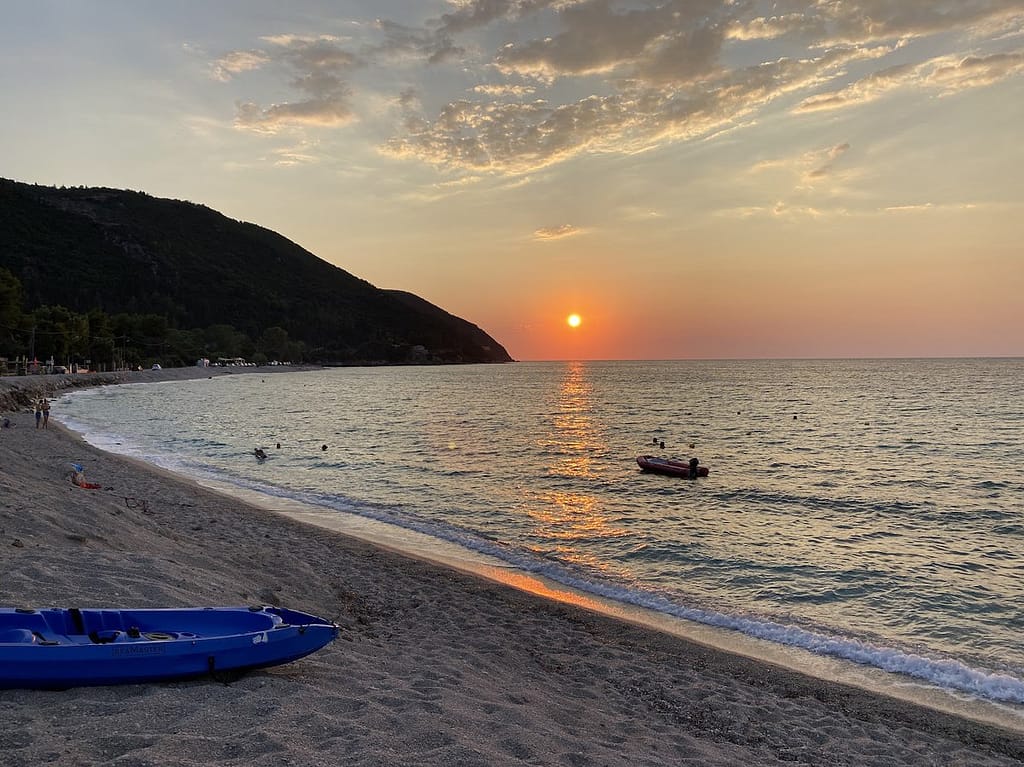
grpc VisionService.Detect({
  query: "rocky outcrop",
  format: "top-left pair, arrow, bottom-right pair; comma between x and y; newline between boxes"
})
0,373 -> 126,413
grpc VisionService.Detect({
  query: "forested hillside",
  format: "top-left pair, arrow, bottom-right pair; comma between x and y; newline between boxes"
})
0,179 -> 511,368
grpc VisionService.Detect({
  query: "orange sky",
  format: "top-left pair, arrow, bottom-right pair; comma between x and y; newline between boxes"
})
1,2 -> 1022,359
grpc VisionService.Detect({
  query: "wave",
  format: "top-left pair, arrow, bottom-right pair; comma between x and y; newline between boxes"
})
127,458 -> 1024,708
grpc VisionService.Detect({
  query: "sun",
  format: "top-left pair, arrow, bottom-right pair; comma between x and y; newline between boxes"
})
566,313 -> 582,328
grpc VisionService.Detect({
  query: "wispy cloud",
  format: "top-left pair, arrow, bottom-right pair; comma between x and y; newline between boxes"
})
927,50 -> 1024,93
471,84 -> 536,97
883,201 -> 981,213
807,142 -> 851,179
533,224 -> 582,240
794,50 -> 1024,112
215,35 -> 360,133
210,50 -> 269,82
793,63 -> 917,113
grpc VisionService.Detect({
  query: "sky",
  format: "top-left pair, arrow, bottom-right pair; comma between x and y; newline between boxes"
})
1,1 -> 1022,360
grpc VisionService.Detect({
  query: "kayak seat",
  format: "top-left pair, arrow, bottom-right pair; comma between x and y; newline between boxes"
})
76,609 -> 127,639
88,630 -> 122,644
0,628 -> 37,644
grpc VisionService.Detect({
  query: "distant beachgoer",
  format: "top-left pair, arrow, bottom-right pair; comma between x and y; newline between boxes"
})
41,398 -> 50,428
35,401 -> 42,429
659,441 -> 665,450
69,463 -> 101,489
2,416 -> 10,428
321,444 -> 327,451
254,448 -> 267,461
688,457 -> 700,479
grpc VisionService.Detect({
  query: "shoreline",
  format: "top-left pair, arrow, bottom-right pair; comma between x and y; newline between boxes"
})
2,370 -> 1023,765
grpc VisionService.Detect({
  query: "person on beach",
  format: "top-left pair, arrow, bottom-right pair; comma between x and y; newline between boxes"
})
69,463 -> 102,489
254,447 -> 267,461
41,398 -> 50,428
34,400 -> 42,429
688,457 -> 700,479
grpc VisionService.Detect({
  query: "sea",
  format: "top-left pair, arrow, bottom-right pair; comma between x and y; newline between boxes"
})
55,359 -> 1024,725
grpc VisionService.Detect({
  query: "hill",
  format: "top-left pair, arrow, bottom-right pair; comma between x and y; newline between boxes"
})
0,178 -> 512,366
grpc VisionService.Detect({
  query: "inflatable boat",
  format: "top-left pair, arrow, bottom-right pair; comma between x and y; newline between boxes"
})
0,605 -> 337,689
636,455 -> 709,478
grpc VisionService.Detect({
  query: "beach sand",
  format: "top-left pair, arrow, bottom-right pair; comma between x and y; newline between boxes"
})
1,372 -> 1022,766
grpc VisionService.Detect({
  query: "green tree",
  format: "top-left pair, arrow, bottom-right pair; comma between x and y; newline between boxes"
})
86,309 -> 115,370
258,326 -> 290,360
204,323 -> 249,360
0,267 -> 23,357
31,304 -> 79,363
166,327 -> 206,365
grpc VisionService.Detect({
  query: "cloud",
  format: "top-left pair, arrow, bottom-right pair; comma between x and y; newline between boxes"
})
220,35 -> 359,133
533,224 -> 582,240
885,202 -> 935,213
726,13 -> 823,42
811,0 -> 1024,45
472,84 -> 536,97
794,49 -> 1024,112
385,46 -> 878,173
210,50 -> 269,82
494,0 -> 726,83
883,202 -> 981,213
794,62 -> 916,112
236,97 -> 354,133
435,0 -> 563,36
772,200 -> 823,218
216,1 -> 1024,172
927,50 -> 1024,93
271,141 -> 320,167
806,142 -> 851,178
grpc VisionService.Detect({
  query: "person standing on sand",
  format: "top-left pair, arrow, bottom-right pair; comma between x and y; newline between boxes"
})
34,400 -> 42,429
41,398 -> 50,428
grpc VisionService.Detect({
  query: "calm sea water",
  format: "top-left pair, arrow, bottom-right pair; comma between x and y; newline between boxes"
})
56,360 -> 1024,709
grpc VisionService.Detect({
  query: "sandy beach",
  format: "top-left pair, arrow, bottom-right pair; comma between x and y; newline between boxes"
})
1,371 -> 1022,766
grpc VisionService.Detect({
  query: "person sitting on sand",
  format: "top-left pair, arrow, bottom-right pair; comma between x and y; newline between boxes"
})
68,463 -> 101,489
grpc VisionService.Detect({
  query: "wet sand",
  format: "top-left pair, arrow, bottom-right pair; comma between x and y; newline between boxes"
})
1,370 -> 1022,766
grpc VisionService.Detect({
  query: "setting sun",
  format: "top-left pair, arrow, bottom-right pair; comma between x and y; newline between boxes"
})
567,314 -> 582,328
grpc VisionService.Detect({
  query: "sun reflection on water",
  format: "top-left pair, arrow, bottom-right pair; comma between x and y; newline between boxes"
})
543,361 -> 605,479
525,363 -> 627,570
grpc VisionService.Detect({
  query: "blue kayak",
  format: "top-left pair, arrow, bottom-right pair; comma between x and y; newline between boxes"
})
0,605 -> 338,689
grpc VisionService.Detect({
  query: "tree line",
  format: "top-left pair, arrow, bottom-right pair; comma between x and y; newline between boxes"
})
0,267 -> 305,371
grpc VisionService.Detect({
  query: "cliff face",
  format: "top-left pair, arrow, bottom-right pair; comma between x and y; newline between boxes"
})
0,179 -> 513,365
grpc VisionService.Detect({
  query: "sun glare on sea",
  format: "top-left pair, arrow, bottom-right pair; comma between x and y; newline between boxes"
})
567,314 -> 582,328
